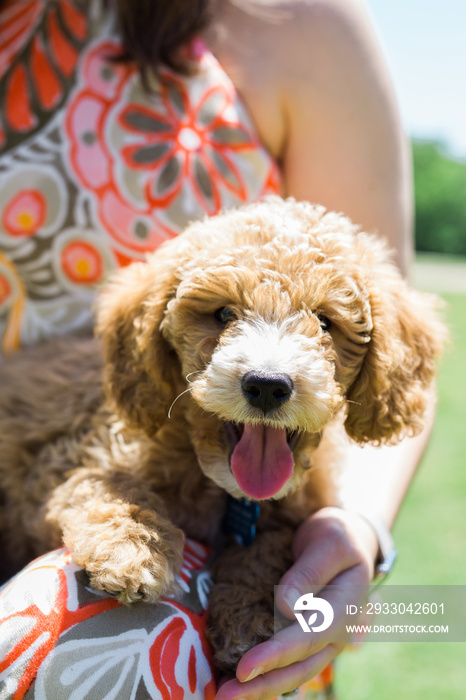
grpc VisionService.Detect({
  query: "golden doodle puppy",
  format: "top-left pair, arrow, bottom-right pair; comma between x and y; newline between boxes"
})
0,197 -> 445,671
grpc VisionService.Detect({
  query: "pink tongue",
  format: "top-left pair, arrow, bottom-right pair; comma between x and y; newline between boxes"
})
230,424 -> 294,500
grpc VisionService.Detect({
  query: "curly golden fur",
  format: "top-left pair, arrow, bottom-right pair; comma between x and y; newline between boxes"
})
0,197 -> 446,671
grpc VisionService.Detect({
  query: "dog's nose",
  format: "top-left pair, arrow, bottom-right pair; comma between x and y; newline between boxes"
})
241,371 -> 294,413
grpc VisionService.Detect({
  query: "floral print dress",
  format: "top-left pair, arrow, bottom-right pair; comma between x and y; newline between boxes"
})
0,0 -> 280,354
0,2 -> 335,698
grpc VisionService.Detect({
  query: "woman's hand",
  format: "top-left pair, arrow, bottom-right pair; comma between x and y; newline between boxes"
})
215,507 -> 379,700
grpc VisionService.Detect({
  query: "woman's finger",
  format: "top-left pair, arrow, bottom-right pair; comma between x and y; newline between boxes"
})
235,563 -> 369,681
277,508 -> 378,617
215,643 -> 341,700
215,509 -> 379,700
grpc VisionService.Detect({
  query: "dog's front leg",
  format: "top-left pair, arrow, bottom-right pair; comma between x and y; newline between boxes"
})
207,527 -> 295,674
45,469 -> 185,603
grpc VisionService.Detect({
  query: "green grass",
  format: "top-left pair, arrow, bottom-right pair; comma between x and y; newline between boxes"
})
415,252 -> 466,266
336,293 -> 466,699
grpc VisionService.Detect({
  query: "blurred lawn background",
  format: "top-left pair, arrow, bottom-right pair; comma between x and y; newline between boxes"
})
336,260 -> 466,699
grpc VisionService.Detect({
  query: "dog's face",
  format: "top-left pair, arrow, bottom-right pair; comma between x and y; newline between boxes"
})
158,226 -> 372,500
97,197 -> 444,501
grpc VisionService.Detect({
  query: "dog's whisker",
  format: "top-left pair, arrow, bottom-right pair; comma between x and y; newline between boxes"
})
346,399 -> 362,406
185,370 -> 203,384
168,388 -> 192,419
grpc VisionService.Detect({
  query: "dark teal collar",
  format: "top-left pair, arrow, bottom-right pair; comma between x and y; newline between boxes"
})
223,495 -> 260,546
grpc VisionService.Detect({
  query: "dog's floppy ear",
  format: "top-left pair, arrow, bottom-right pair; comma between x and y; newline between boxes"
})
95,241 -> 184,437
345,258 -> 446,445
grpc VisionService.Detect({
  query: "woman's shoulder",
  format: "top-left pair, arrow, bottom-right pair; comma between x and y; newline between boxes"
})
208,0 -> 411,266
209,0 -> 374,71
206,0 -> 381,157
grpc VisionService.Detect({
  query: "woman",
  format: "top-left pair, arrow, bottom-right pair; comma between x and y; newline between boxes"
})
0,1 -> 431,698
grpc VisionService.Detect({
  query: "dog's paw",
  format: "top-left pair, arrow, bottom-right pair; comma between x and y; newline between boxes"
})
206,583 -> 275,673
84,539 -> 183,604
63,503 -> 185,604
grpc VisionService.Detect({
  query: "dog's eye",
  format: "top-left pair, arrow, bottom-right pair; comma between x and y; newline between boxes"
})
214,307 -> 237,325
317,314 -> 331,331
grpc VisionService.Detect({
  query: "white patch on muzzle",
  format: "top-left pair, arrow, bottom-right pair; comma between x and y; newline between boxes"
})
191,318 -> 342,432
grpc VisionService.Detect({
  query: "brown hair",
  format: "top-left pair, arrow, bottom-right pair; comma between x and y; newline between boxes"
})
115,0 -> 212,76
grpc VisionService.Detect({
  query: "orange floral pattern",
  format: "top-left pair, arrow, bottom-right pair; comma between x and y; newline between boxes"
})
64,38 -> 281,256
0,544 -> 217,699
0,0 -> 90,145
2,189 -> 46,236
0,1 -> 281,354
0,545 -> 334,700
